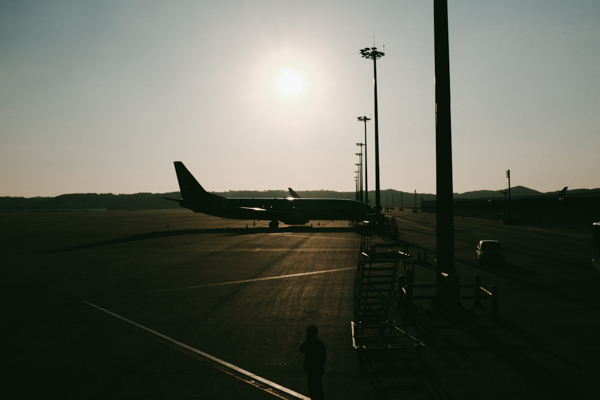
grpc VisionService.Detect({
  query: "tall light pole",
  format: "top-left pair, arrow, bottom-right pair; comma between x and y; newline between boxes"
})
360,47 -> 384,220
434,0 -> 458,309
357,117 -> 370,204
506,169 -> 512,223
356,144 -> 364,201
355,162 -> 362,201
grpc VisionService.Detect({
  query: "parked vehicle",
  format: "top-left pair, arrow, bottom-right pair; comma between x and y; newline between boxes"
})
475,240 -> 505,265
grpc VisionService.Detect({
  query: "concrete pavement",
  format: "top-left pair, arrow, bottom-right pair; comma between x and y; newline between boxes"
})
2,209 -> 600,399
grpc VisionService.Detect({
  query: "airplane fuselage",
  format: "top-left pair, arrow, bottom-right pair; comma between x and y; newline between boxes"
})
180,197 -> 373,225
171,161 -> 375,227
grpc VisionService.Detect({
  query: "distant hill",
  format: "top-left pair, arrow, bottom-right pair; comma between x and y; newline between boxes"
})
0,192 -> 181,211
454,186 -> 542,199
454,186 -> 600,200
1,186 -> 598,211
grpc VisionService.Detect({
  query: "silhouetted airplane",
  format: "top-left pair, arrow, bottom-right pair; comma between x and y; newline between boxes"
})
168,162 -> 374,228
558,186 -> 568,199
288,188 -> 301,198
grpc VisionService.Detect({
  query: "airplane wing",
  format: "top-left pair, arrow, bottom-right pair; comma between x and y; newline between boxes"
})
235,206 -> 305,224
236,206 -> 291,218
237,206 -> 290,215
239,206 -> 271,212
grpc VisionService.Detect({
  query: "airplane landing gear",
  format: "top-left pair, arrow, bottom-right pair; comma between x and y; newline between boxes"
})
269,220 -> 279,229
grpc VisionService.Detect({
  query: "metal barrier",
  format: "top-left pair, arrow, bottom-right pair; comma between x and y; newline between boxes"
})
473,275 -> 499,320
398,271 -> 499,320
358,215 -> 400,239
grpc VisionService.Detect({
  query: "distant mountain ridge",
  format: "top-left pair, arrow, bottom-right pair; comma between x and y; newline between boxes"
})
1,187 -> 599,211
454,186 -> 541,199
455,186 -> 600,199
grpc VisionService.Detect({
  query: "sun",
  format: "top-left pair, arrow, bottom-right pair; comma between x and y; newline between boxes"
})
277,69 -> 305,97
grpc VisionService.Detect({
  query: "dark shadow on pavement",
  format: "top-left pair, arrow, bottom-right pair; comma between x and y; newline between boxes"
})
356,343 -> 446,399
45,226 -> 359,253
410,304 -> 583,399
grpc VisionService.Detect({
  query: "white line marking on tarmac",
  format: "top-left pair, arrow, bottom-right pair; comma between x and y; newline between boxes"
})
134,267 -> 355,295
83,301 -> 309,400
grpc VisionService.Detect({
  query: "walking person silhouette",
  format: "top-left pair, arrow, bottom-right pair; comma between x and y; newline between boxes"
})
300,325 -> 326,399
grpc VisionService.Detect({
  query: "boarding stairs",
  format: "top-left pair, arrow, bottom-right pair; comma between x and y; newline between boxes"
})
351,233 -> 424,358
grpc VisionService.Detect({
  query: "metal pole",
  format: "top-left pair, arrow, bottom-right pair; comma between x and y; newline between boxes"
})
355,162 -> 362,202
507,169 -> 512,222
357,117 -> 371,205
434,0 -> 457,305
360,47 -> 383,216
360,156 -> 363,202
373,55 -> 381,219
364,120 -> 368,204
356,145 -> 364,202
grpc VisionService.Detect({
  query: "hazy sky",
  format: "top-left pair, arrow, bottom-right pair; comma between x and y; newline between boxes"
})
2,0 -> 599,197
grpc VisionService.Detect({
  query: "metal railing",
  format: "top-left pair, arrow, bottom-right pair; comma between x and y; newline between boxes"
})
398,270 -> 499,320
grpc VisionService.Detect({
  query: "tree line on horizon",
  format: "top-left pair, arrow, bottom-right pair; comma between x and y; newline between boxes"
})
1,187 -> 598,211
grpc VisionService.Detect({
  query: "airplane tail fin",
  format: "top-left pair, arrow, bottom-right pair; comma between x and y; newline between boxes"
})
559,187 -> 568,198
288,187 -> 301,198
173,161 -> 210,200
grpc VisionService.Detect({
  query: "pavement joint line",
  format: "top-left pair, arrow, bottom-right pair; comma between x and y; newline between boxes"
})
82,300 -> 310,400
127,267 -> 356,295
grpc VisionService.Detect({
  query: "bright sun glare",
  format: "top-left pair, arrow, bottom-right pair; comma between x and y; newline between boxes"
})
277,70 -> 305,97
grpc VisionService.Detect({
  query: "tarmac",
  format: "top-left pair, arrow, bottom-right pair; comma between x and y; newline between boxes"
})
2,209 -> 600,399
